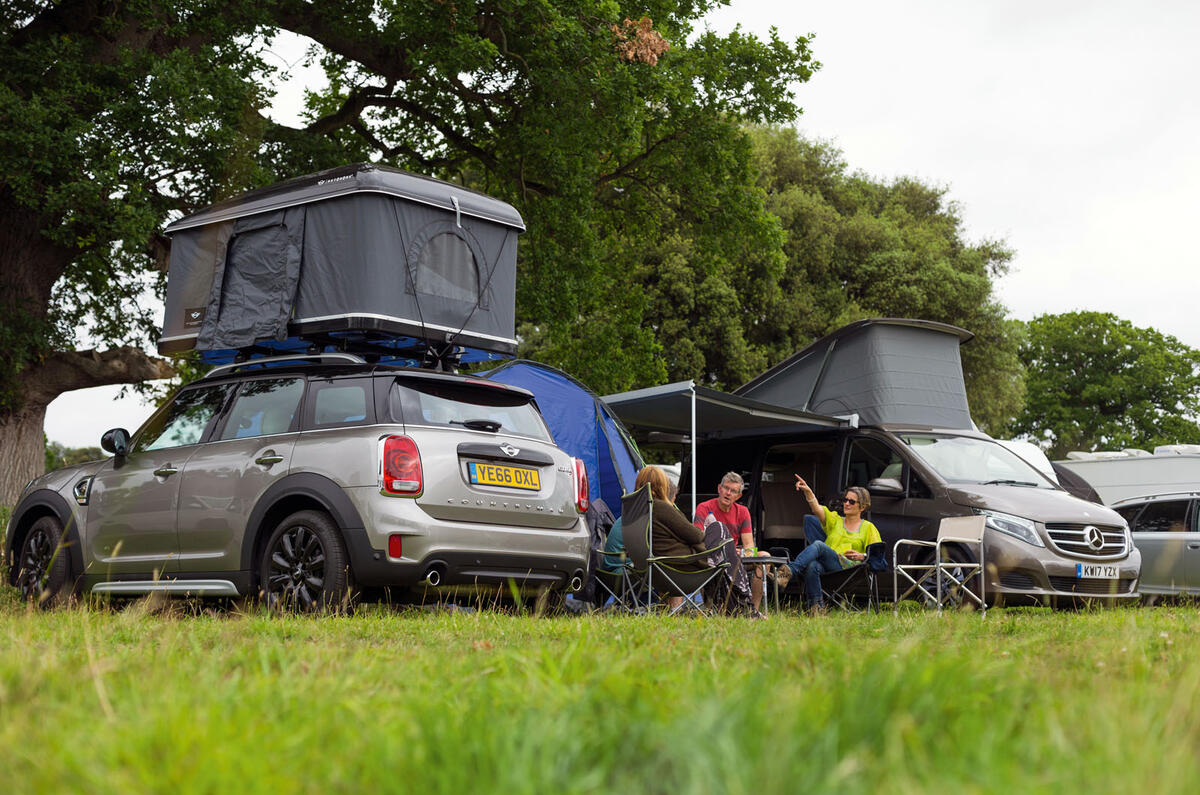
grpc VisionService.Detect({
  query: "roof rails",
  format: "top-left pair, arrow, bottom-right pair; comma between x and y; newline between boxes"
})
201,352 -> 367,380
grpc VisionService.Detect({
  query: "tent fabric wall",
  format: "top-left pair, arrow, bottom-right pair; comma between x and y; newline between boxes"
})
481,361 -> 644,517
160,163 -> 522,359
736,319 -> 975,429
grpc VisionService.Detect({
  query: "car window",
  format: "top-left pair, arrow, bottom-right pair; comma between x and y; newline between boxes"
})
1130,500 -> 1191,533
1115,504 -> 1143,527
389,379 -> 551,441
306,378 -> 375,429
218,378 -> 305,440
135,385 -> 230,452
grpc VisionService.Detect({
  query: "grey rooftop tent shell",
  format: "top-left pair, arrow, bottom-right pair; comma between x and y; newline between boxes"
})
158,163 -> 523,361
735,318 -> 976,430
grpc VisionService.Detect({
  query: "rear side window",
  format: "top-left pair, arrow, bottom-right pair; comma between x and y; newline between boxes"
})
305,378 -> 375,429
219,378 -> 304,440
1130,500 -> 1191,533
389,380 -> 551,441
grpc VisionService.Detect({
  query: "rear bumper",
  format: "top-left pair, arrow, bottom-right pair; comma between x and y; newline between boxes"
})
342,487 -> 590,590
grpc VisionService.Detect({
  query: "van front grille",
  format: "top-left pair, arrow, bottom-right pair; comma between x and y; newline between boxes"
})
1047,576 -> 1135,595
1044,523 -> 1127,558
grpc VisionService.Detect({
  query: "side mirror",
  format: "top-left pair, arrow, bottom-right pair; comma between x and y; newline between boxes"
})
867,477 -> 904,497
101,428 -> 131,457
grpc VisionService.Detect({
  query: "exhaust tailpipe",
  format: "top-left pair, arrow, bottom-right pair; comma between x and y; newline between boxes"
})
422,566 -> 443,587
568,572 -> 584,592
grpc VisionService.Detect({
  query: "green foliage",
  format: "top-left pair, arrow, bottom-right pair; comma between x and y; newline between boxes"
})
1,606 -> 1198,792
737,127 -> 1025,429
1011,311 -> 1200,457
44,438 -> 104,472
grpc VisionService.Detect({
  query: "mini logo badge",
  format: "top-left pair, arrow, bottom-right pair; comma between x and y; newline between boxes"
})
1084,525 -> 1105,550
183,306 -> 206,328
500,443 -> 520,457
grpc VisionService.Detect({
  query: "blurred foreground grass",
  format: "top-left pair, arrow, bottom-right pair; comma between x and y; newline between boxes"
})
1,598 -> 1197,794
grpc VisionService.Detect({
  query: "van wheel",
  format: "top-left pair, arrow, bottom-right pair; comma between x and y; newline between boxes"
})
936,545 -> 982,610
15,516 -> 71,608
259,510 -> 353,612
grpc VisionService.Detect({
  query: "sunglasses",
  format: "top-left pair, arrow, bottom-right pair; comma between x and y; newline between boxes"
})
842,497 -> 859,506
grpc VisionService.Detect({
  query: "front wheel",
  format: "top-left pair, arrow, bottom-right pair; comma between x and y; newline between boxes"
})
259,510 -> 353,612
15,516 -> 71,608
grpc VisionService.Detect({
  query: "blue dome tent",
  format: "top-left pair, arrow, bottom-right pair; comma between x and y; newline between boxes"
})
480,361 -> 643,517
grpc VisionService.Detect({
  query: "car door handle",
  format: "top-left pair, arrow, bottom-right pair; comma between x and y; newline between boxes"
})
1187,542 -> 1200,550
153,466 -> 178,478
255,452 -> 284,466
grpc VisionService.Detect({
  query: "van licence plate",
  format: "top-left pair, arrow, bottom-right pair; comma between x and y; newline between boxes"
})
468,462 -> 541,491
1076,563 -> 1118,578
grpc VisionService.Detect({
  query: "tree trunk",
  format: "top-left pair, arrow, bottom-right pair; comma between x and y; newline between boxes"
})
0,405 -> 47,507
0,348 -> 174,506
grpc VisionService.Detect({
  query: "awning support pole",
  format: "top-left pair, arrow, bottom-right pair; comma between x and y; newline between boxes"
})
690,380 -> 697,520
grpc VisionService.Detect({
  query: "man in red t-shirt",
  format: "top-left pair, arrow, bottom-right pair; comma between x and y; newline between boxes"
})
693,471 -> 769,611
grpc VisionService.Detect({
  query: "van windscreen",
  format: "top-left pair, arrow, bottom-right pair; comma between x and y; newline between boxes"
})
900,434 -> 1056,487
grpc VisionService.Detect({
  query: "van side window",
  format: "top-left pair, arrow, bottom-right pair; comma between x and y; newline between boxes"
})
1130,500 -> 1190,533
846,437 -> 904,491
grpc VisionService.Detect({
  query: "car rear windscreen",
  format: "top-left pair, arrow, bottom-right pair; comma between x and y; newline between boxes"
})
388,379 -> 552,442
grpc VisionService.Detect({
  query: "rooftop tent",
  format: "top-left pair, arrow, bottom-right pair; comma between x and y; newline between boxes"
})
735,318 -> 976,429
158,163 -> 523,365
480,361 -> 644,518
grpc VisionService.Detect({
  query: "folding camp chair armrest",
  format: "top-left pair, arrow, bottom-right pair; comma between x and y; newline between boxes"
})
936,536 -> 984,547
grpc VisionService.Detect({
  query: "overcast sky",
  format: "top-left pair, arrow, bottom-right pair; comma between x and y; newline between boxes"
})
44,1 -> 1200,446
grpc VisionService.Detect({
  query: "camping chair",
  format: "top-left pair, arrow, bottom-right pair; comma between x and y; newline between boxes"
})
893,516 -> 987,616
620,485 -> 732,616
619,486 -> 654,610
820,542 -> 890,612
594,559 -> 642,613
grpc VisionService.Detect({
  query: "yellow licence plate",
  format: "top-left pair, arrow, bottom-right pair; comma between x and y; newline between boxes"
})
468,462 -> 541,491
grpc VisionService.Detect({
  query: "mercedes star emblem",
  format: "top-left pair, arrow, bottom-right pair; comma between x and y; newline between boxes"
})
1084,525 -> 1105,551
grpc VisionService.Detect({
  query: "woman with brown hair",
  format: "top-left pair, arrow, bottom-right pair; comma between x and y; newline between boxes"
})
634,465 -> 755,614
777,477 -> 882,613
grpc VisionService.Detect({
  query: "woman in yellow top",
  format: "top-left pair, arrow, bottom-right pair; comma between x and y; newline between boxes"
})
778,476 -> 882,612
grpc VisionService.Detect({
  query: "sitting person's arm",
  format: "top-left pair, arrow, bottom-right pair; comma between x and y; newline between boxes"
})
794,475 -> 826,523
659,500 -> 707,552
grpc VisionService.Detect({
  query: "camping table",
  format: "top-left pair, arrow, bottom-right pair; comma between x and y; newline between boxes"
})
739,555 -> 788,615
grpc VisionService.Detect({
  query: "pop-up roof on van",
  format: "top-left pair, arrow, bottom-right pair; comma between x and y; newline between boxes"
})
735,318 -> 975,429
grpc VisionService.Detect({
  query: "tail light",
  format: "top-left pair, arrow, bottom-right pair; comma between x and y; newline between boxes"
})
572,457 -> 589,513
381,435 -> 422,495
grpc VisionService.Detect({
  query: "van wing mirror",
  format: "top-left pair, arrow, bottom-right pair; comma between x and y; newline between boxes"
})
101,428 -> 131,457
867,477 -> 903,497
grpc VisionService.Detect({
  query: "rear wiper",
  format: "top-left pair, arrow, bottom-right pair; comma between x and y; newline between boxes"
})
982,479 -> 1039,487
453,418 -> 502,432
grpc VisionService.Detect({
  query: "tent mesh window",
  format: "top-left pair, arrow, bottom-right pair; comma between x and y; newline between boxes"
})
413,230 -> 479,304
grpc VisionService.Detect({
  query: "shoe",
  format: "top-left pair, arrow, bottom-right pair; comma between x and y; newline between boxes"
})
808,604 -> 828,616
773,564 -> 792,590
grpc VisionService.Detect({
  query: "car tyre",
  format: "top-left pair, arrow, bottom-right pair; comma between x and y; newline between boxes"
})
935,544 -> 982,610
259,510 -> 353,612
15,516 -> 71,608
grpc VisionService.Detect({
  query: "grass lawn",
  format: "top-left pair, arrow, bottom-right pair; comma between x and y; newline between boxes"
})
1,594 -> 1197,794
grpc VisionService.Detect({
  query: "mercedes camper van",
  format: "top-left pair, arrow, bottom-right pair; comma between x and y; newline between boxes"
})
610,319 -> 1141,606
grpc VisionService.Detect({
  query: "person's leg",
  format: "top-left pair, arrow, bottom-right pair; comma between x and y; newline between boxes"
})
750,562 -> 763,610
804,514 -> 825,545
801,542 -> 843,608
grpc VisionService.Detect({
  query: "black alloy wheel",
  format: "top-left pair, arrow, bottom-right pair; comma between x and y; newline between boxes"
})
260,510 -> 352,611
15,516 -> 70,607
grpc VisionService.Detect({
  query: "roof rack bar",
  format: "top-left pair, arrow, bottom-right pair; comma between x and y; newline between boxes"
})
202,352 -> 367,380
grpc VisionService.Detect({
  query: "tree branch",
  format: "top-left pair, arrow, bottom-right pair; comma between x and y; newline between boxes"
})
24,347 -> 175,408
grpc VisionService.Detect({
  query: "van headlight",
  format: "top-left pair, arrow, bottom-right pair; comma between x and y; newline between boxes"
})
976,509 -> 1044,547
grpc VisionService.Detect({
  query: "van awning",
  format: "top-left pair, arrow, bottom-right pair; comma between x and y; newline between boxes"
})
601,381 -> 849,517
602,381 -> 848,439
